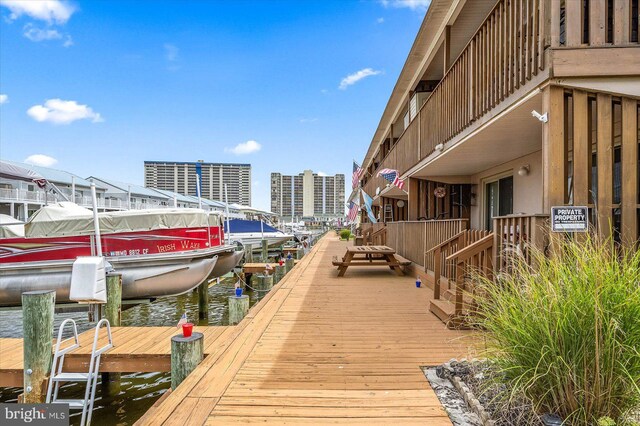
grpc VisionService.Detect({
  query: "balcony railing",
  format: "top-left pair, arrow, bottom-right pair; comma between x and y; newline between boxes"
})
365,0 -> 549,181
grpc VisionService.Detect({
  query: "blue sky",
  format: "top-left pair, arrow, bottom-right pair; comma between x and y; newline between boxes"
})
0,0 -> 428,210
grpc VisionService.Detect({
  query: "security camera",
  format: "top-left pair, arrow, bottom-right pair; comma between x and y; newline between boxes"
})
531,110 -> 548,123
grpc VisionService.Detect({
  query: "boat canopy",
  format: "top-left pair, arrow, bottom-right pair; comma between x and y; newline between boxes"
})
224,218 -> 281,234
24,202 -> 221,238
0,214 -> 25,238
0,161 -> 49,188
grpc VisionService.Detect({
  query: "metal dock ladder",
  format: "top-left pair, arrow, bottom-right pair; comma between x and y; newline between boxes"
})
46,318 -> 113,426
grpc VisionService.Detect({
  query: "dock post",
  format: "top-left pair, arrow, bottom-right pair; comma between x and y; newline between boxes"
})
285,258 -> 295,274
296,247 -> 304,260
102,273 -> 122,395
273,264 -> 285,284
197,281 -> 208,320
256,273 -> 273,293
171,332 -> 204,390
22,290 -> 55,403
228,295 -> 249,325
261,239 -> 268,262
245,244 -> 253,263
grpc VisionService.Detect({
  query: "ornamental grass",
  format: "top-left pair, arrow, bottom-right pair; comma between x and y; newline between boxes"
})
473,234 -> 640,425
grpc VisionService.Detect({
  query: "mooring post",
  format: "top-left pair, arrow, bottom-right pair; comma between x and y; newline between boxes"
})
228,295 -> 249,325
285,257 -> 295,274
296,247 -> 304,260
171,332 -> 204,390
256,273 -> 273,293
197,281 -> 208,320
102,272 -> 122,395
245,244 -> 253,263
22,290 -> 55,403
273,264 -> 285,284
261,239 -> 268,262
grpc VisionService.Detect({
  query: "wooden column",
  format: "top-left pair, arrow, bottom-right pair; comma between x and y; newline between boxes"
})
22,290 -> 55,403
285,258 -> 295,274
171,332 -> 203,390
197,281 -> 208,320
102,273 -> 122,395
244,244 -> 253,263
261,239 -> 268,262
573,91 -> 589,206
443,25 -> 452,73
543,86 -> 566,211
228,295 -> 249,325
296,247 -> 304,260
408,178 -> 419,221
596,93 -> 613,238
273,264 -> 285,284
621,98 -> 638,246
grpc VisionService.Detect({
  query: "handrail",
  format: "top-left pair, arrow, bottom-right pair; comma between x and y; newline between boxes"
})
451,233 -> 494,319
446,234 -> 494,263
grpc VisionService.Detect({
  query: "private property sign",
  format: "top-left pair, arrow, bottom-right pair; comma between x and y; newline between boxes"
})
551,206 -> 589,232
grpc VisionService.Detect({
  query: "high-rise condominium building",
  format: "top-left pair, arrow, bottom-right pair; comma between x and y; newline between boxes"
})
144,161 -> 251,205
271,170 -> 345,221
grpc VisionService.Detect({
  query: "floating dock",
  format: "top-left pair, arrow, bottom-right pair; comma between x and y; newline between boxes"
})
137,234 -> 475,425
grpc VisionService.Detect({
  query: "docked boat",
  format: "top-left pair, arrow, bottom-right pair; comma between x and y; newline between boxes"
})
0,203 -> 243,306
224,218 -> 293,249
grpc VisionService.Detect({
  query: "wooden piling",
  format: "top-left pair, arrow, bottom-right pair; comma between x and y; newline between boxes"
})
255,273 -> 273,293
285,258 -> 295,273
171,332 -> 204,390
261,239 -> 268,262
273,265 -> 285,284
228,295 -> 249,325
244,244 -> 253,263
198,281 -> 208,320
102,273 -> 123,395
296,248 -> 304,260
22,290 -> 55,403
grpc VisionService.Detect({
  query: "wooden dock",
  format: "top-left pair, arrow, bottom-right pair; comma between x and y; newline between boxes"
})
137,234 -> 476,425
0,326 -> 234,388
242,261 -> 298,274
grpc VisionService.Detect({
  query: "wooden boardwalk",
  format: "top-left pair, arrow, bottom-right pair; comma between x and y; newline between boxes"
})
138,234 -> 476,425
0,326 -> 233,388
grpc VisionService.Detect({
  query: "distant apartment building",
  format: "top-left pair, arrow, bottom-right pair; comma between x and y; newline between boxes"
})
271,170 -> 345,221
144,161 -> 251,205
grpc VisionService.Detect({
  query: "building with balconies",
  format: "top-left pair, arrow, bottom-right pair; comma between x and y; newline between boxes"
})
356,0 -> 640,324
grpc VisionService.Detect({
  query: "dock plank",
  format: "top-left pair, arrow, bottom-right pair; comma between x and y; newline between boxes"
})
136,234 -> 477,425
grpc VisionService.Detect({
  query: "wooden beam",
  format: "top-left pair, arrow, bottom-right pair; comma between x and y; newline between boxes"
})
596,93 -> 613,238
621,98 -> 638,246
444,25 -> 451,78
408,178 -> 419,221
544,86 -> 566,210
552,46 -> 640,77
573,90 -> 589,205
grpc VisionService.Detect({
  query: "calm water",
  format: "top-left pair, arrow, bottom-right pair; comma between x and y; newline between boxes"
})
0,277 -> 262,425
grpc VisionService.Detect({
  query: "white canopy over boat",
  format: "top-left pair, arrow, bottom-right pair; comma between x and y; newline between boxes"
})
24,202 -> 222,238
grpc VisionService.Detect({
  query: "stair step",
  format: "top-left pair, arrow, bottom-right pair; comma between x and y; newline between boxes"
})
51,372 -> 92,382
52,399 -> 86,409
429,299 -> 455,324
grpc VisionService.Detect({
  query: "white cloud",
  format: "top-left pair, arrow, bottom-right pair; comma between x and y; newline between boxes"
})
23,23 -> 62,41
377,17 -> 385,24
299,117 -> 318,123
0,0 -> 75,24
339,68 -> 382,90
63,35 -> 72,47
380,0 -> 431,12
0,94 -> 7,104
317,171 -> 328,177
24,154 -> 58,167
224,140 -> 261,155
27,99 -> 104,125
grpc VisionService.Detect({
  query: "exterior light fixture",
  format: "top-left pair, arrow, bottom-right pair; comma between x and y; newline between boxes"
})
531,110 -> 548,122
518,165 -> 530,176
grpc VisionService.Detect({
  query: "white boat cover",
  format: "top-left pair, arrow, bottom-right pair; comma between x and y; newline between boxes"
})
0,214 -> 25,238
24,202 -> 222,237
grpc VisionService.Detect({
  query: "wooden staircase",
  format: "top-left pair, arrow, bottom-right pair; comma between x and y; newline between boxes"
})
428,230 -> 494,329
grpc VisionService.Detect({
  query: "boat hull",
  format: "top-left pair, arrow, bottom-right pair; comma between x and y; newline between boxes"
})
0,248 -> 223,306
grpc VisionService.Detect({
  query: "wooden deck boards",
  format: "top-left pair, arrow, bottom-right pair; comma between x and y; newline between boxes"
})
0,326 -> 233,387
138,234 -> 476,425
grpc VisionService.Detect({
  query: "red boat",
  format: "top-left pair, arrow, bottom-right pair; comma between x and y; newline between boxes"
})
0,162 -> 243,306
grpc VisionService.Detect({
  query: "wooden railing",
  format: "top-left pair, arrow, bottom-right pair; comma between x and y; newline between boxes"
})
431,229 -> 492,300
493,214 -> 549,273
449,233 -> 495,320
361,223 -> 387,245
385,220 -> 468,266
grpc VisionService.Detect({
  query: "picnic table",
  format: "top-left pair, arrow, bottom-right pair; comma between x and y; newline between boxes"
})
332,245 -> 411,277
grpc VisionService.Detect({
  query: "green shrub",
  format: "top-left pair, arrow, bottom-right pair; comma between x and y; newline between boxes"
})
474,234 -> 640,425
339,229 -> 351,240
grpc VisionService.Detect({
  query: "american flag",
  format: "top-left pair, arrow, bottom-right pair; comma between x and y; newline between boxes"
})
352,161 -> 363,189
347,201 -> 359,222
377,168 -> 405,190
176,312 -> 188,329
